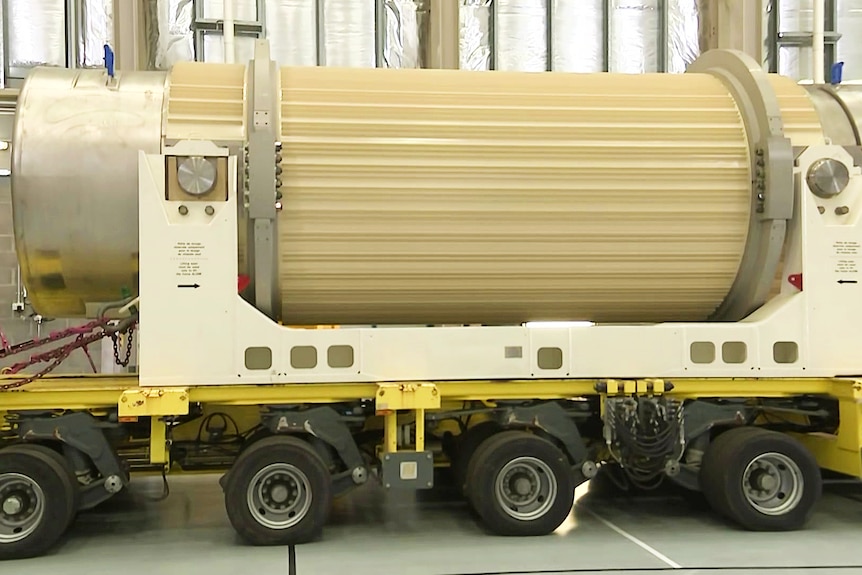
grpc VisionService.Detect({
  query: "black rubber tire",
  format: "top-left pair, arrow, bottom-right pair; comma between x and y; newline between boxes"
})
3,444 -> 80,530
224,435 -> 332,546
466,430 -> 574,536
700,427 -> 821,531
454,421 -> 501,495
700,426 -> 764,520
0,445 -> 78,560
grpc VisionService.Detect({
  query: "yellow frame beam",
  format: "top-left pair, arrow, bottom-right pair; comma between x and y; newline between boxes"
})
4,375 -> 862,479
3,376 -> 860,412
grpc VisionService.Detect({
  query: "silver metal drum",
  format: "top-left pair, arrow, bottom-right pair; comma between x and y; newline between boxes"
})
12,67 -> 167,316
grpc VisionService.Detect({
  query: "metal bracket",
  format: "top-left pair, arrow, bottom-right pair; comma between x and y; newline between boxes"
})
596,379 -> 673,396
262,406 -> 368,494
245,39 -> 281,320
494,402 -> 593,484
689,50 -> 794,321
16,412 -> 128,510
119,388 -> 189,418
375,383 -> 441,412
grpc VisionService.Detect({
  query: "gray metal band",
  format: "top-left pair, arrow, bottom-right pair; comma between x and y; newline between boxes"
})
688,49 -> 794,321
245,40 -> 282,320
820,85 -> 862,146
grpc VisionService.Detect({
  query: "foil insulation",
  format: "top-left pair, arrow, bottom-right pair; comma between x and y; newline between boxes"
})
266,0 -> 318,66
668,0 -> 700,73
7,0 -> 65,69
80,0 -> 114,68
383,0 -> 422,68
610,0 -> 660,73
552,0 -> 604,72
322,0 -> 376,67
496,0 -> 547,71
201,0 -> 258,20
153,0 -> 195,69
460,0 -> 492,70
778,0 -> 813,81
203,33 -> 257,63
838,0 -> 862,81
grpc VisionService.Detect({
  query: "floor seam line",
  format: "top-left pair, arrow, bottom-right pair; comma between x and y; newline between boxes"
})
577,503 -> 683,570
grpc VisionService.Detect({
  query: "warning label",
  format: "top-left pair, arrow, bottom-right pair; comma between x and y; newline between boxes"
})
834,241 -> 860,256
836,259 -> 858,274
174,241 -> 205,278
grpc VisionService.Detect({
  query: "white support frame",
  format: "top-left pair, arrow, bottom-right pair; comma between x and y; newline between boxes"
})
137,139 -> 862,388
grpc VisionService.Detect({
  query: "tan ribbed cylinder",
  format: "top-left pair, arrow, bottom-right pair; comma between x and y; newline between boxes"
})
277,67 -> 753,324
11,61 -> 825,322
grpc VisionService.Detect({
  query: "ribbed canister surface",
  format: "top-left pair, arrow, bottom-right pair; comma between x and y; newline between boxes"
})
277,67 -> 752,324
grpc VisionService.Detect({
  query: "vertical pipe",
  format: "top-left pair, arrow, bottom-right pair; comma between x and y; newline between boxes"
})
316,0 -> 326,66
658,0 -> 668,72
813,0 -> 825,82
66,0 -> 79,68
415,409 -> 426,451
224,0 -> 236,63
602,0 -> 610,72
427,0 -> 459,69
546,0 -> 554,71
385,412 -> 398,453
0,0 -> 5,87
374,0 -> 385,67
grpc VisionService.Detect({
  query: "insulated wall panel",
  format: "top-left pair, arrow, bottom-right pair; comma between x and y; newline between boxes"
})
266,0 -> 318,66
460,0 -> 492,70
496,0 -> 547,71
552,0 -> 604,72
201,0 -> 258,20
778,0 -> 814,81
838,0 -> 862,81
610,0 -> 660,73
153,0 -> 195,69
322,0 -> 376,67
383,0 -> 423,68
668,0 -> 700,73
7,0 -> 65,70
80,0 -> 114,67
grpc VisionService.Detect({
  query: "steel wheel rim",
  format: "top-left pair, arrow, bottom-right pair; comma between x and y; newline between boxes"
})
247,463 -> 312,530
0,473 -> 45,544
494,456 -> 557,521
742,452 -> 804,516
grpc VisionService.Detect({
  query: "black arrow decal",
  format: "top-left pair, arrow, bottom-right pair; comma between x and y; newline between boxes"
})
837,279 -> 858,284
178,283 -> 201,289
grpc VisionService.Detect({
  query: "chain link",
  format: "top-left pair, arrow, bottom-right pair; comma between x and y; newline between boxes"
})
112,324 -> 135,367
0,318 -> 137,391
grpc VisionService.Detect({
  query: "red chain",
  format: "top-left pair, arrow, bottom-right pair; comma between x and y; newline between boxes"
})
0,318 -> 136,391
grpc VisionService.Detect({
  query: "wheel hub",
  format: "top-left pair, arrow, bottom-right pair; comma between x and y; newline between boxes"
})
2,495 -> 23,516
741,452 -> 803,516
0,473 -> 45,544
495,456 -> 558,521
247,463 -> 312,530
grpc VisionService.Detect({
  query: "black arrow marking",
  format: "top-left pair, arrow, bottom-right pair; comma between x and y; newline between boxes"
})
837,279 -> 858,284
178,283 -> 201,289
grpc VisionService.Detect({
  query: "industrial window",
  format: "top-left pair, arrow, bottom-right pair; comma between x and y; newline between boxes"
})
537,346 -> 563,370
722,341 -> 748,364
244,346 -> 273,370
290,345 -> 318,369
690,341 -> 715,364
327,345 -> 355,368
773,341 -> 799,364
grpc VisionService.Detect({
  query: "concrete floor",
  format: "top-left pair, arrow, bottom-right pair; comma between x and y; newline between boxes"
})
7,472 -> 862,575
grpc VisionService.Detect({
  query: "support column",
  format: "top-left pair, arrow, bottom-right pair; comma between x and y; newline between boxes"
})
427,0 -> 460,69
113,0 -> 146,70
705,0 -> 764,65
